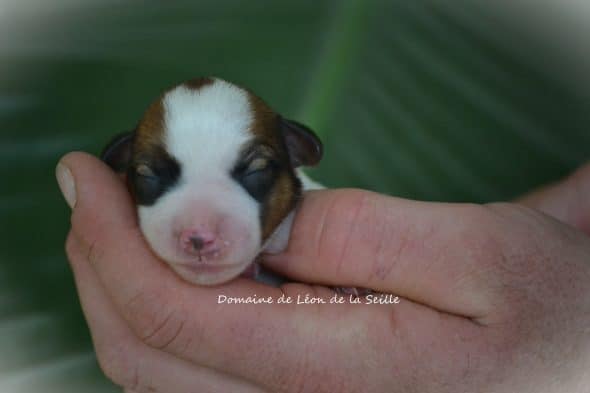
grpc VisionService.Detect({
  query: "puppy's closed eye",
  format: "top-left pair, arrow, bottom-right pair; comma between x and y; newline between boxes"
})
247,157 -> 269,172
234,157 -> 277,202
136,163 -> 156,178
132,165 -> 162,205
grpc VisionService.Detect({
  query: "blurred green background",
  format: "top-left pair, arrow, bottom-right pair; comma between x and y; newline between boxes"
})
1,1 -> 589,391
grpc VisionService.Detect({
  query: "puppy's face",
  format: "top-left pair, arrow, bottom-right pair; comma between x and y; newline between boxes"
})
102,77 -> 322,285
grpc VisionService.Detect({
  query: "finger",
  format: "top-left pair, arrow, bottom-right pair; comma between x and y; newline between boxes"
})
58,152 -> 366,390
262,188 -> 517,318
516,161 -> 590,236
65,232 -> 265,393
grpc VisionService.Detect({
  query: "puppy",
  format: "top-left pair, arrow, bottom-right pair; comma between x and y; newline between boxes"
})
101,77 -> 323,286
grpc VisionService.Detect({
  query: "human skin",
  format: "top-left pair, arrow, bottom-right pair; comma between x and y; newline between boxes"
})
57,152 -> 590,393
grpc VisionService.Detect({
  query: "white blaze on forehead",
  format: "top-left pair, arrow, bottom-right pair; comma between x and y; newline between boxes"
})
163,78 -> 254,177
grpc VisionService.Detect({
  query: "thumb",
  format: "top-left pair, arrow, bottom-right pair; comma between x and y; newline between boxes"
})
517,161 -> 590,236
56,151 -> 139,254
263,189 -> 503,318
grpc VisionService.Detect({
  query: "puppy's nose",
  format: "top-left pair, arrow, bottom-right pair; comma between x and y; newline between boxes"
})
190,236 -> 205,250
180,229 -> 217,255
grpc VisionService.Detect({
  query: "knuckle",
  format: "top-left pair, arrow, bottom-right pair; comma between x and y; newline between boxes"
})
317,191 -> 368,258
64,231 -> 106,269
368,216 -> 411,283
69,209 -> 119,266
86,238 -> 106,266
125,290 -> 189,352
69,217 -> 107,267
456,203 -> 506,262
481,203 -> 559,293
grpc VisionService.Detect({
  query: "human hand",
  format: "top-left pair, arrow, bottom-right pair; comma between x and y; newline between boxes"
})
57,152 -> 590,393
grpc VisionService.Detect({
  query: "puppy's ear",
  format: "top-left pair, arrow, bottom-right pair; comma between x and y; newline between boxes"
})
101,131 -> 134,173
280,118 -> 323,168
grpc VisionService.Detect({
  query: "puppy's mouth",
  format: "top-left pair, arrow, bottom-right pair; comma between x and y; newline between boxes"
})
186,247 -> 222,262
176,261 -> 242,272
170,260 -> 248,286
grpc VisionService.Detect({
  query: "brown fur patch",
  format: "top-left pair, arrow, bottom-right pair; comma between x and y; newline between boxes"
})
183,77 -> 214,91
247,93 -> 279,141
134,97 -> 165,162
261,170 -> 301,240
134,77 -> 215,162
245,91 -> 302,241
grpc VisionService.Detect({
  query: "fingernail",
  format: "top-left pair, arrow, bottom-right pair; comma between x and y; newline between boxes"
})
56,162 -> 77,208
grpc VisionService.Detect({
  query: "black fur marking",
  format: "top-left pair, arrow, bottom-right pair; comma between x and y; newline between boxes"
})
231,144 -> 280,203
101,131 -> 134,173
280,118 -> 323,168
129,148 -> 181,206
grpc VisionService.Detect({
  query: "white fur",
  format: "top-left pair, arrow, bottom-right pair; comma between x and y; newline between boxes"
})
164,79 -> 253,177
297,169 -> 324,191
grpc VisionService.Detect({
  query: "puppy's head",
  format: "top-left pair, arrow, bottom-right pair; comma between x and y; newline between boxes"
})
101,77 -> 322,285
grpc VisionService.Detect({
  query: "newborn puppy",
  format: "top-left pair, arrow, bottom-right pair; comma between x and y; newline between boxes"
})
101,77 -> 323,286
